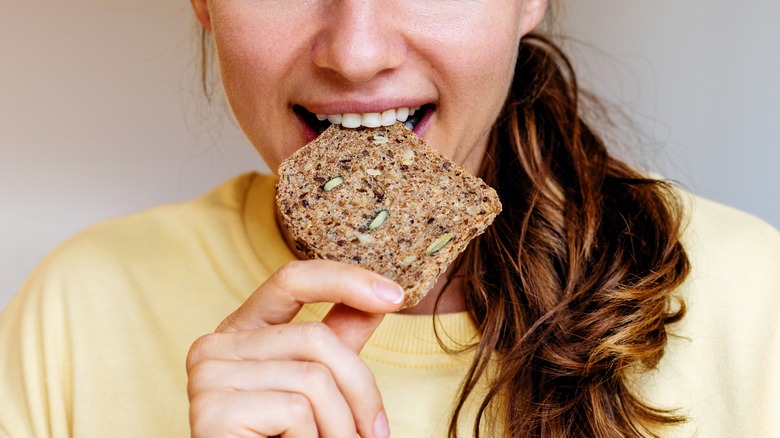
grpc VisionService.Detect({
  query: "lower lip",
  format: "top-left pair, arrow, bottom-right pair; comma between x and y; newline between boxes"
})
296,113 -> 320,143
411,107 -> 434,137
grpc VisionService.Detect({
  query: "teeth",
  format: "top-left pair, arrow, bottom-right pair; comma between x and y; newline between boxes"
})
381,109 -> 396,126
361,113 -> 382,128
314,106 -> 421,129
341,113 -> 361,129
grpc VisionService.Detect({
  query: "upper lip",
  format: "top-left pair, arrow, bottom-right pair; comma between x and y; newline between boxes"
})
296,98 -> 432,115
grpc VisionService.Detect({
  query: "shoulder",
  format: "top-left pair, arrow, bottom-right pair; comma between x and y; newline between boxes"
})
674,190 -> 780,353
12,172 -> 272,310
680,191 -> 780,287
683,190 -> 780,252
647,190 -> 780,436
4,172 -> 276,338
83,172 -> 259,244
676,189 -> 780,329
43,173 -> 261,267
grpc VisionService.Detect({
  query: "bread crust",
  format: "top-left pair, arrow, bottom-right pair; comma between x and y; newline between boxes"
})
276,123 -> 501,308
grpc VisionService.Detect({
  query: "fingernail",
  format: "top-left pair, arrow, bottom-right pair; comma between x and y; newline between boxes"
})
373,280 -> 404,305
374,410 -> 390,438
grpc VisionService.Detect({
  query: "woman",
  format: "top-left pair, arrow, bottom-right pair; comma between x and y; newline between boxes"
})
2,0 -> 779,436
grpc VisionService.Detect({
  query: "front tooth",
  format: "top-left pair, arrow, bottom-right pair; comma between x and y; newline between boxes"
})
381,109 -> 396,126
316,114 -> 328,121
409,107 -> 416,116
395,107 -> 409,122
341,113 -> 361,128
361,113 -> 382,128
327,114 -> 342,124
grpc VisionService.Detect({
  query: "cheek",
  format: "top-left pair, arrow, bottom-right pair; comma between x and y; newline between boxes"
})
210,6 -> 311,110
209,7 -> 315,169
466,22 -> 519,92
212,22 -> 276,104
425,12 -> 521,167
441,20 -> 520,114
457,41 -> 517,112
424,6 -> 521,105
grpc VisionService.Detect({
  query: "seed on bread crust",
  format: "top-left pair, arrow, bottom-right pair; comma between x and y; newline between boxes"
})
368,210 -> 389,230
425,233 -> 455,255
322,176 -> 345,191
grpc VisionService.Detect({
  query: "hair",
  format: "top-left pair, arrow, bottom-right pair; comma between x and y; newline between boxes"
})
198,28 -> 216,102
439,32 -> 690,437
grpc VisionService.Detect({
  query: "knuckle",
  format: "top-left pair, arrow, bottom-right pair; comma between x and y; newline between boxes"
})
301,361 -> 333,391
186,359 -> 219,396
284,393 -> 313,424
274,260 -> 305,286
214,316 -> 241,333
299,321 -> 336,349
186,333 -> 218,371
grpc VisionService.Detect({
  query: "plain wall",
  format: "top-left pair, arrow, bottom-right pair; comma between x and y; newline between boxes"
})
563,2 -> 780,222
2,1 -> 779,311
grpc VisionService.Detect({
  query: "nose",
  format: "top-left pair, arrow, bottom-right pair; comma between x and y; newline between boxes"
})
312,0 -> 406,83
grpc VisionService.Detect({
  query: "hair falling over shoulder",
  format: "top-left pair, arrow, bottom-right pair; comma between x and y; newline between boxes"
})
446,33 -> 691,437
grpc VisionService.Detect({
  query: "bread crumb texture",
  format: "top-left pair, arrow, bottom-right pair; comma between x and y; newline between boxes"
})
276,123 -> 502,308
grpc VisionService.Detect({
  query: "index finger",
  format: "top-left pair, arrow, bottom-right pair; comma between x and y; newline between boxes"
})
216,259 -> 405,333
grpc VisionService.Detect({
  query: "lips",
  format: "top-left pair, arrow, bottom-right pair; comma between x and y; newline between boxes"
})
294,104 -> 435,138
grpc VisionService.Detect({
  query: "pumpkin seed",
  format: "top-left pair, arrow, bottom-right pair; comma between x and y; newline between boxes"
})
368,210 -> 389,230
322,176 -> 345,191
425,233 -> 454,255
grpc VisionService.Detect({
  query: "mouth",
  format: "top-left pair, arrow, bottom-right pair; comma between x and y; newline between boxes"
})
294,104 -> 435,139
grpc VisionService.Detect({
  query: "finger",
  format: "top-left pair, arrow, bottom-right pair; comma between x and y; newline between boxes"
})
191,322 -> 386,438
322,304 -> 385,353
218,259 -> 405,332
190,390 -> 317,438
188,360 -> 356,438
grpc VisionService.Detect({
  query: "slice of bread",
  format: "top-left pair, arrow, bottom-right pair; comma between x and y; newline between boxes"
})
275,122 -> 502,308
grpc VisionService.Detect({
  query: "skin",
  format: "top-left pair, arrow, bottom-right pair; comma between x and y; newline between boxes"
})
187,0 -> 547,435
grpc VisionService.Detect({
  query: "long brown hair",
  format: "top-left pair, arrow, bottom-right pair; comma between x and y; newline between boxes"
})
443,33 -> 690,437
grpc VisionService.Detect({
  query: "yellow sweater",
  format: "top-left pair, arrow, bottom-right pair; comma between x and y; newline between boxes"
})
1,173 -> 779,437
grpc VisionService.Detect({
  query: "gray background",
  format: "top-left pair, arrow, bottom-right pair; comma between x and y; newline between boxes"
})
2,1 -> 779,311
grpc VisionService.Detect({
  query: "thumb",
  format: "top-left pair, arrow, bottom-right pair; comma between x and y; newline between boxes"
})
322,304 -> 386,353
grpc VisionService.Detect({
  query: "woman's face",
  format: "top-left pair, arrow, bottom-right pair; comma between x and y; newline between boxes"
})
192,0 -> 547,175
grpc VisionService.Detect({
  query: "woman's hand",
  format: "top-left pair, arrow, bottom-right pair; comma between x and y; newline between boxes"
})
186,259 -> 405,438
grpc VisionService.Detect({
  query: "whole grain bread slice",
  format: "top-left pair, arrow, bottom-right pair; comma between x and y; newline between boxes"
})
275,122 -> 501,308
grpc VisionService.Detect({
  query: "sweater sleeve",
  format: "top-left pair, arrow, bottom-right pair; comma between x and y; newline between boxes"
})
0,255 -> 74,438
